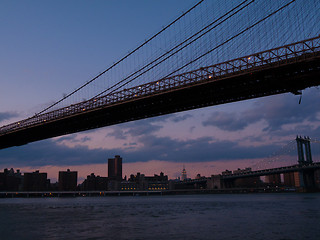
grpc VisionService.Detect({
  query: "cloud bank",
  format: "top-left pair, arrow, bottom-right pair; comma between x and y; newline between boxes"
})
0,88 -> 319,175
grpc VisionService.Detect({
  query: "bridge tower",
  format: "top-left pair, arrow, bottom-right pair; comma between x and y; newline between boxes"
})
295,136 -> 317,191
296,136 -> 312,165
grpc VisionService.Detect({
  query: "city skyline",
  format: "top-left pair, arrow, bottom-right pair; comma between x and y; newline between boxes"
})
1,138 -> 319,184
0,156 -> 252,183
0,156 -> 209,190
0,1 -> 319,182
2,148 -> 319,193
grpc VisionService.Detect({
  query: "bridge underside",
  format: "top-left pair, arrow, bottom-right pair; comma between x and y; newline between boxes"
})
0,56 -> 319,149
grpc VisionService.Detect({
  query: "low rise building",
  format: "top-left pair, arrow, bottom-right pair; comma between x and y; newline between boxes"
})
121,172 -> 169,191
207,175 -> 222,189
80,173 -> 108,191
0,168 -> 23,191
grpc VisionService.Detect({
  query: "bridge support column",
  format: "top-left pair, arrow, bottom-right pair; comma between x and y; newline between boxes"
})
314,169 -> 320,189
221,179 -> 235,189
284,172 -> 295,187
297,170 -> 317,192
265,174 -> 281,186
298,171 -> 305,188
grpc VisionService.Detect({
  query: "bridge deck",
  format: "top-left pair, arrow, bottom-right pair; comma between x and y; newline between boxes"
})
221,162 -> 320,179
0,37 -> 320,149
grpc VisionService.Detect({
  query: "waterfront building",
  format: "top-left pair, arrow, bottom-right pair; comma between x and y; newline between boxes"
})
0,168 -> 23,191
233,168 -> 252,174
23,170 -> 48,191
59,169 -> 78,191
222,170 -> 232,175
171,172 -> 207,190
207,175 -> 222,189
81,173 -> 108,191
121,180 -> 137,191
121,172 -> 169,191
0,172 -> 4,190
145,172 -> 169,190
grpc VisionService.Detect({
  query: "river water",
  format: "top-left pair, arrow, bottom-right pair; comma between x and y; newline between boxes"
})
0,193 -> 319,240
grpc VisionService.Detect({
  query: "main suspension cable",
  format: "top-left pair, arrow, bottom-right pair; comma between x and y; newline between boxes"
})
91,0 -> 253,100
37,0 -> 204,115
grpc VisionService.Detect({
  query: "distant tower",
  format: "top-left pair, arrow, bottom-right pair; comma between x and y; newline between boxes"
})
108,155 -> 123,181
296,136 -> 312,164
181,165 -> 187,181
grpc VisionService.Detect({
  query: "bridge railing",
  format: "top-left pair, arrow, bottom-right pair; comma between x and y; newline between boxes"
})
1,36 -> 320,135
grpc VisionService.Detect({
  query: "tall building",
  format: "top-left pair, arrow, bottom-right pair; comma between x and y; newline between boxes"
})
108,155 -> 122,181
58,169 -> 78,191
181,166 -> 187,181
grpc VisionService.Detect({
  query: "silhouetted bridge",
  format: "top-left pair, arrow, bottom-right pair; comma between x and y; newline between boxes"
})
213,136 -> 320,190
0,37 -> 320,149
221,162 -> 320,180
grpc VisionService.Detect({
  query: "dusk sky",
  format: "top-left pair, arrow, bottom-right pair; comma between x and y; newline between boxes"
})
0,0 -> 319,182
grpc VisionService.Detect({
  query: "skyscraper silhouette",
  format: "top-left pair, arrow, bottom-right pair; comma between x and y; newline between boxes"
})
108,155 -> 122,181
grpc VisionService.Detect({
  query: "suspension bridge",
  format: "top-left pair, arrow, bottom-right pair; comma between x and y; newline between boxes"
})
208,136 -> 320,191
0,0 -> 319,150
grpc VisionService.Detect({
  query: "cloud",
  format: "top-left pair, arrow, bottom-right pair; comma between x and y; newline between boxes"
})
106,127 -> 128,140
0,111 -> 18,122
202,88 -> 320,133
116,134 -> 280,164
252,91 -> 320,132
106,118 -> 163,140
54,134 -> 93,146
126,121 -> 162,137
189,126 -> 196,132
170,114 -> 192,123
0,130 -> 281,168
0,139 -> 114,167
202,111 -> 258,131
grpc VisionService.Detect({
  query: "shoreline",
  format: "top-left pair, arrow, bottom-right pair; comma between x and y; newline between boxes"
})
1,187 -> 318,198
